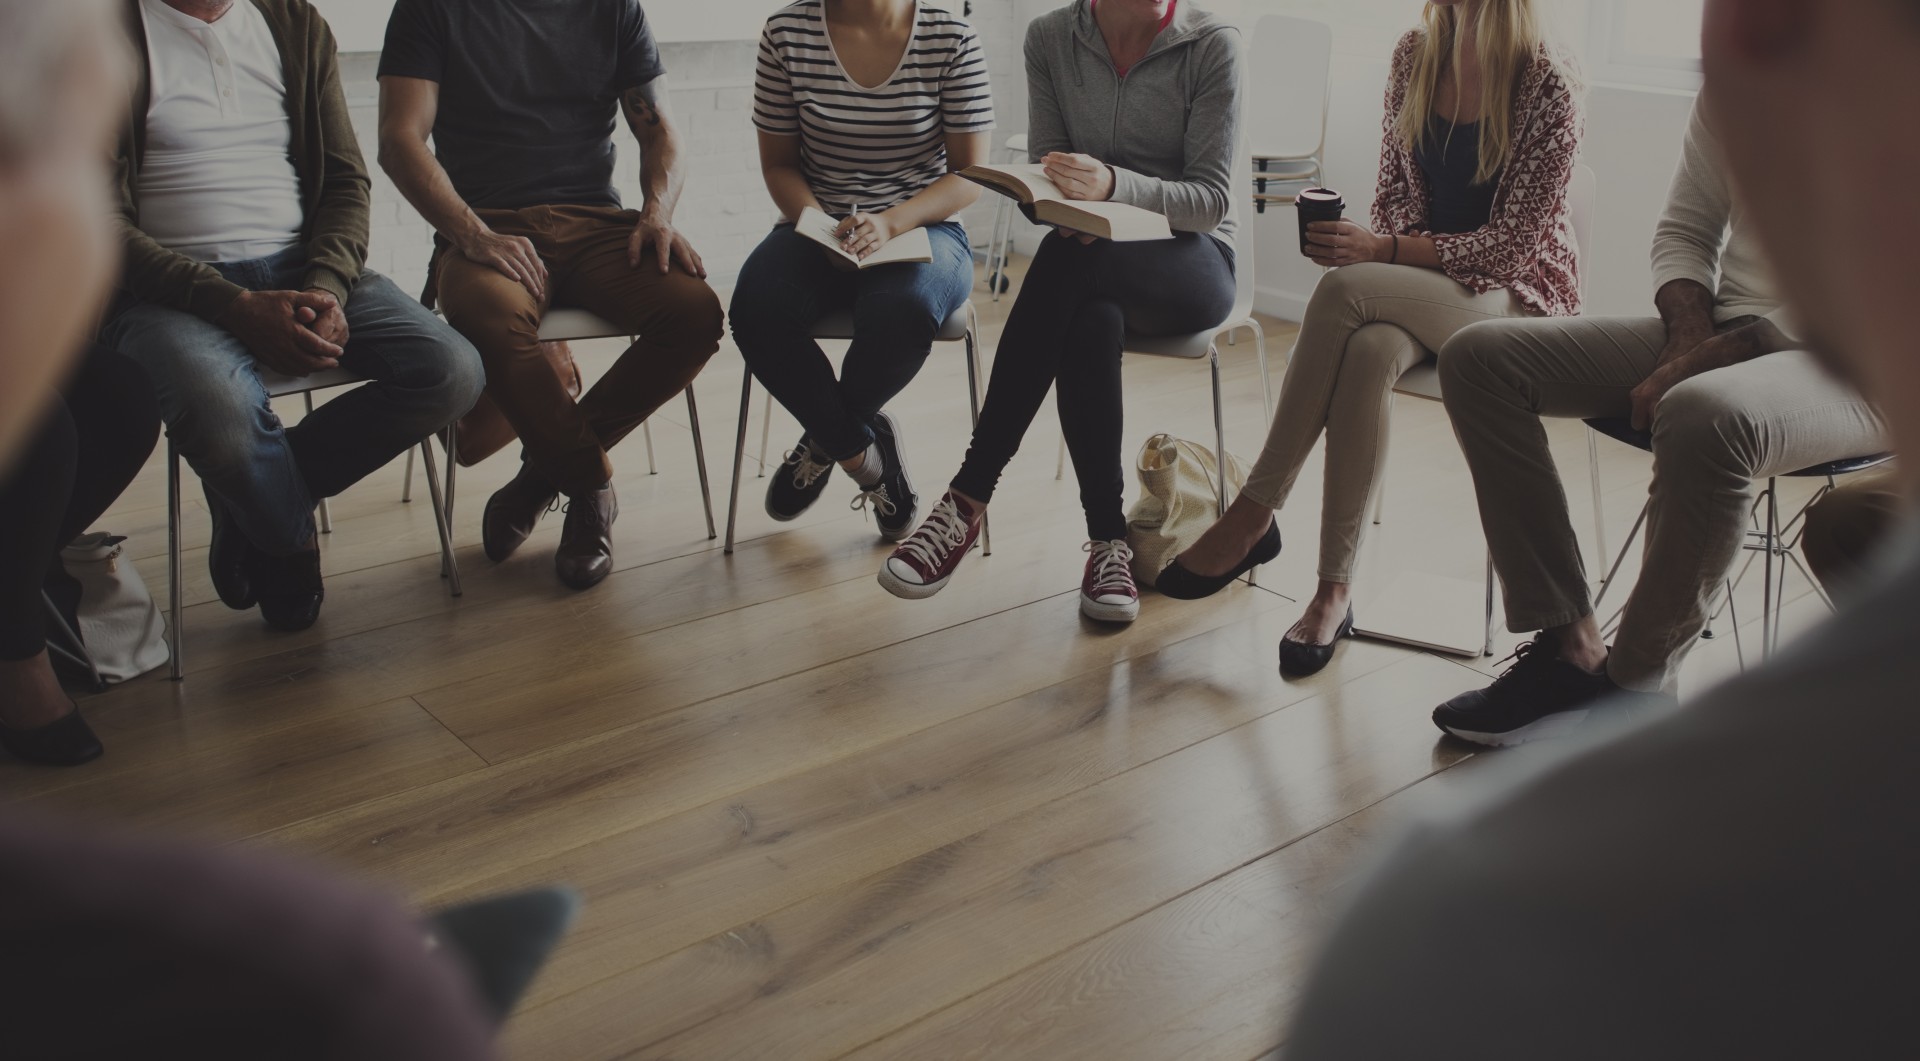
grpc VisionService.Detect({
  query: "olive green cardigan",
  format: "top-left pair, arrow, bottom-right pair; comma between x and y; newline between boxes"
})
113,0 -> 371,321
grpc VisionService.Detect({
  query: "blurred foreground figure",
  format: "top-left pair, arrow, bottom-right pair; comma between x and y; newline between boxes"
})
1282,1 -> 1920,1057
0,2 -> 555,1055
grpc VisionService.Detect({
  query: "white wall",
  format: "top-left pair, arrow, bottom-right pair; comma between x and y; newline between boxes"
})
339,1 -> 1029,295
1236,0 -> 1699,320
311,0 -> 782,51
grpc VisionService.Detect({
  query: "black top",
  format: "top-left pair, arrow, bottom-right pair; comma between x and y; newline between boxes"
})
379,0 -> 665,211
1415,120 -> 1499,235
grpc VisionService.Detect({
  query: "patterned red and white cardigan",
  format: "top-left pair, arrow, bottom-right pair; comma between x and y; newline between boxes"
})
1372,30 -> 1586,318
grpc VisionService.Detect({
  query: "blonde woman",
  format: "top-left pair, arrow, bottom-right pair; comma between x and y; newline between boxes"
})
1160,0 -> 1584,677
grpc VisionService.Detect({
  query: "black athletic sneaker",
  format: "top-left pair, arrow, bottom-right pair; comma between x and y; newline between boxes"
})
855,411 -> 918,542
765,436 -> 835,521
1432,634 -> 1619,747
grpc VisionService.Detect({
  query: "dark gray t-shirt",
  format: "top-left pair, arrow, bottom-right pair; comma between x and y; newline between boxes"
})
379,0 -> 665,210
1283,517 -> 1920,1060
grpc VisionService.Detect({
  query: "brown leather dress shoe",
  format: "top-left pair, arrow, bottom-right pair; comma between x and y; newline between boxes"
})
483,462 -> 560,563
555,484 -> 618,590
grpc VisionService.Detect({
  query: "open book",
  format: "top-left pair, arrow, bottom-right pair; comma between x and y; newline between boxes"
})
960,163 -> 1173,242
795,206 -> 934,269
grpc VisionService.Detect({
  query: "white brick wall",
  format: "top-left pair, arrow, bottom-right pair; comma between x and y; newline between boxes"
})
340,0 -> 1028,297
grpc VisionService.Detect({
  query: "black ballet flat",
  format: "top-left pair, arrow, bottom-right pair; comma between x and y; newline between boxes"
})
1279,607 -> 1355,680
0,706 -> 104,766
1155,522 -> 1282,600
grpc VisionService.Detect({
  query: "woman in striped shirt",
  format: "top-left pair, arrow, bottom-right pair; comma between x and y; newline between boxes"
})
730,0 -> 994,544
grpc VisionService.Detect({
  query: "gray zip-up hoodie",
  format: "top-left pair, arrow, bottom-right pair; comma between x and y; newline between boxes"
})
1023,1 -> 1243,247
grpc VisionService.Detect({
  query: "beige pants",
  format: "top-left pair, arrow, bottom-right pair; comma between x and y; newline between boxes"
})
1438,315 -> 1887,691
1243,263 -> 1527,581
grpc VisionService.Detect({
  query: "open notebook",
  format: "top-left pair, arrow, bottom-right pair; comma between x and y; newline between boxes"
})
795,206 -> 934,269
960,163 -> 1173,242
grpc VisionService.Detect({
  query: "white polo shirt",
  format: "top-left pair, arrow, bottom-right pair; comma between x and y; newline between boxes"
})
134,0 -> 305,264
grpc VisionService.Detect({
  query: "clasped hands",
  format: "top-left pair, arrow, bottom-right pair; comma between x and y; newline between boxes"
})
218,288 -> 348,378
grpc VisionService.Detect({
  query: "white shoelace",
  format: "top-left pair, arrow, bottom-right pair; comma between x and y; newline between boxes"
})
851,484 -> 897,519
1083,539 -> 1136,594
784,443 -> 832,490
896,496 -> 971,571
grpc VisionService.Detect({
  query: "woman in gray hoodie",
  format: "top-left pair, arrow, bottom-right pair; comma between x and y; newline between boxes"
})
879,0 -> 1242,624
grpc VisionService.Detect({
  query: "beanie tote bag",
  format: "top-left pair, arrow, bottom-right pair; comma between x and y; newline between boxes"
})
59,532 -> 171,682
1124,434 -> 1247,588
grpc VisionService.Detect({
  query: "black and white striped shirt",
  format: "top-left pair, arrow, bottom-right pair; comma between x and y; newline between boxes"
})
754,0 -> 994,217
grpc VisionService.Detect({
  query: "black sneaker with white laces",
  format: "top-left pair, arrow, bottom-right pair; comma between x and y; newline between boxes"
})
1431,633 -> 1620,747
853,411 -> 918,542
766,436 -> 835,521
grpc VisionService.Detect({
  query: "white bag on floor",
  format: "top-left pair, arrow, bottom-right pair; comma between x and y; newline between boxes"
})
60,532 -> 170,682
1125,433 -> 1247,588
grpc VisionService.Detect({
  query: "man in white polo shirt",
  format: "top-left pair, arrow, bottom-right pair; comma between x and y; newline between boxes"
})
100,0 -> 483,631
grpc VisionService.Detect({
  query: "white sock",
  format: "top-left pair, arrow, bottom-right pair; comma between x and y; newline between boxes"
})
848,442 -> 885,488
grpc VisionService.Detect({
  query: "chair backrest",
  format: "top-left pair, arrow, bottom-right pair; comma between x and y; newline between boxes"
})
1228,145 -> 1257,323
1569,163 -> 1596,301
1246,16 -> 1333,160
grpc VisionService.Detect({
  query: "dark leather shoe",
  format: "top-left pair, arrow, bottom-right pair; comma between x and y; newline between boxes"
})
483,462 -> 560,563
1156,521 -> 1281,600
1279,607 -> 1354,679
555,484 -> 617,590
207,494 -> 256,609
253,546 -> 324,632
1,705 -> 104,766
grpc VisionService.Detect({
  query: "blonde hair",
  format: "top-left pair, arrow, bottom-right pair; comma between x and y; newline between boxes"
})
1394,0 -> 1544,186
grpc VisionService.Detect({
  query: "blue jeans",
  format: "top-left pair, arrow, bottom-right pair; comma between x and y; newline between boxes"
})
729,220 -> 972,461
102,248 -> 484,555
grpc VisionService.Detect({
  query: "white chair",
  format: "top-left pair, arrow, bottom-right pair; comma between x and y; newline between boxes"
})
165,366 -> 460,680
723,302 -> 988,555
1248,15 -> 1333,214
400,306 -> 719,541
983,132 -> 1030,301
1357,164 -> 1596,657
1046,150 -> 1274,592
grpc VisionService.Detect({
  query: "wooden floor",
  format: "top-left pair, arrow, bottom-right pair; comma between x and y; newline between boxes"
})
2,263 -> 1836,1060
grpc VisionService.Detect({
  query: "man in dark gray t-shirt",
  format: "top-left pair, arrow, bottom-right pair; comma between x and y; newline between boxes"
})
1282,1 -> 1920,1058
378,0 -> 722,592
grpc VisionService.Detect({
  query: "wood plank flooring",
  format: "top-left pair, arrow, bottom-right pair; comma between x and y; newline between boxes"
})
1,264 -> 1840,1059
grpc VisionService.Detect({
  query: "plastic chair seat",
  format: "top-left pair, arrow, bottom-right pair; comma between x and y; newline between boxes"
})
1585,417 -> 1890,477
537,307 -> 627,343
812,305 -> 972,344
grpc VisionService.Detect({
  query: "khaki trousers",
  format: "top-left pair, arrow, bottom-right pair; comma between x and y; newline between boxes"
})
1437,315 -> 1887,691
434,204 -> 724,496
1243,263 -> 1527,581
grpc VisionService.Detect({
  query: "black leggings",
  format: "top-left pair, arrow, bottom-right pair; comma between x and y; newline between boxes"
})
0,347 -> 160,660
952,231 -> 1236,540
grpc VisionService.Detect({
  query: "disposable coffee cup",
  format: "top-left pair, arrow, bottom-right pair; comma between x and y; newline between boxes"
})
1297,188 -> 1345,256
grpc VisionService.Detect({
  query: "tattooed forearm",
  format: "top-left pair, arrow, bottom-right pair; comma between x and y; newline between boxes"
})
622,81 -> 669,133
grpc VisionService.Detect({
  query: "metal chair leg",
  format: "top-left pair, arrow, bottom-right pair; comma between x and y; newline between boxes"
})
1483,551 -> 1497,656
43,592 -> 105,691
1209,346 -> 1230,519
304,392 -> 332,533
1763,480 -> 1780,660
758,391 -> 774,476
444,420 -> 458,520
1251,319 -> 1273,425
1372,478 -> 1388,526
1592,499 -> 1651,612
642,420 -> 658,475
419,439 -> 462,598
965,316 -> 991,556
685,385 -> 717,539
724,371 -> 753,555
167,441 -> 184,681
402,447 -> 415,502
1587,428 -> 1606,575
